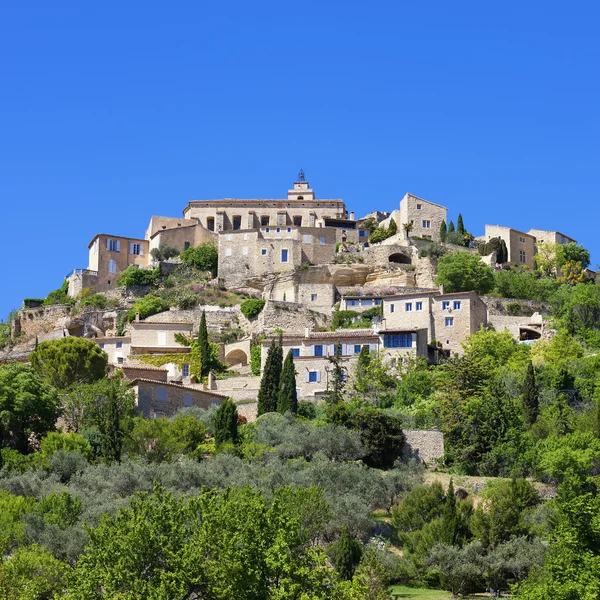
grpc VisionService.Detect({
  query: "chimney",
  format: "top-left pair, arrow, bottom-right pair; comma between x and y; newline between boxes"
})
135,312 -> 140,322
438,284 -> 445,295
305,327 -> 310,338
350,211 -> 355,220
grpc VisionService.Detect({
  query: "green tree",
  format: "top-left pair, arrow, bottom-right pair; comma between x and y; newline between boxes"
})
440,479 -> 458,545
180,242 -> 218,276
0,363 -> 60,453
214,398 -> 238,448
240,299 -> 266,319
117,265 -> 160,287
150,243 -> 180,262
198,310 -> 211,378
557,241 -> 591,269
257,339 -> 283,416
330,526 -> 363,580
326,343 -> 346,405
402,220 -> 414,239
522,360 -> 539,426
448,220 -> 455,233
439,219 -> 447,242
388,218 -> 397,236
436,251 -> 495,294
30,337 -> 107,390
250,343 -> 261,376
278,349 -> 298,414
127,294 -> 170,322
457,213 -> 465,236
428,541 -> 485,597
352,407 -> 405,469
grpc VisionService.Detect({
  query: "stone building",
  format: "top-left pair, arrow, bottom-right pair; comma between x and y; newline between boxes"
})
527,229 -> 577,248
95,336 -> 131,366
130,319 -> 193,355
131,378 -> 224,419
483,225 -> 536,269
398,193 -> 448,242
145,216 -> 217,257
382,289 -> 488,356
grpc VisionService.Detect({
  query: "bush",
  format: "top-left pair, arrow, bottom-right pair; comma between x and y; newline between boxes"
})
419,242 -> 447,259
43,280 -> 75,307
240,299 -> 266,319
127,295 -> 170,322
150,244 -> 180,262
250,344 -> 261,376
180,243 -> 218,276
79,293 -> 107,310
117,266 -> 160,287
436,251 -> 494,294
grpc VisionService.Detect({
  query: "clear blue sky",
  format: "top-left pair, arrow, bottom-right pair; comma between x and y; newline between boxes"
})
1,1 -> 598,319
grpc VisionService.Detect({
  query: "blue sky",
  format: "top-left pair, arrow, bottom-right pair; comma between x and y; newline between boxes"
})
1,1 -> 598,319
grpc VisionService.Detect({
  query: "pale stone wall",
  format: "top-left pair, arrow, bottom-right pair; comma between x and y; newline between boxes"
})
145,216 -> 198,240
403,430 -> 444,464
16,305 -> 72,339
254,300 -> 330,335
95,336 -> 131,366
149,222 -> 217,256
122,365 -> 168,382
214,377 -> 260,402
130,321 -> 193,353
400,194 -> 447,242
133,380 -> 224,418
484,225 -> 536,269
67,270 -> 99,298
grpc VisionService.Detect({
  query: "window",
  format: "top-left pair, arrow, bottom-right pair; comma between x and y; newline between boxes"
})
129,243 -> 142,255
442,301 -> 450,310
304,234 -> 311,244
362,299 -> 373,307
519,236 -> 526,243
520,250 -> 526,263
106,238 -> 120,252
108,260 -> 117,274
293,216 -> 302,226
314,345 -> 323,357
117,356 -> 124,364
311,294 -> 317,301
265,227 -> 270,233
453,301 -> 461,310
319,236 -> 325,246
374,299 -> 382,306
416,203 -> 422,209
390,304 -> 395,313
243,233 -> 249,241
207,217 -> 215,231
281,249 -> 288,263
422,220 -> 431,228
354,344 -> 362,354
347,299 -> 359,307
183,392 -> 193,407
405,302 -> 413,312
261,216 -> 269,226
233,216 -> 242,230
308,371 -> 319,383
292,348 -> 300,357
287,227 -> 291,233
99,343 -> 105,348
445,317 -> 454,327
157,387 -> 167,402
225,247 -> 232,257
182,364 -> 189,377
242,247 -> 248,256
116,342 -> 123,349
261,248 -> 267,255
384,334 -> 412,348
416,301 -> 423,311
184,241 -> 190,250
359,229 -> 367,237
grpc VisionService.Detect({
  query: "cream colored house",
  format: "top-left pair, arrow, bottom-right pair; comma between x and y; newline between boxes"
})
483,225 -> 536,269
398,193 -> 448,242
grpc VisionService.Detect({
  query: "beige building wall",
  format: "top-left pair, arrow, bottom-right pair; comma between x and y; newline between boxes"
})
94,336 -> 131,366
484,225 -> 536,269
527,229 -> 576,247
399,194 -> 448,242
87,234 -> 150,292
148,222 -> 217,257
130,321 -> 193,354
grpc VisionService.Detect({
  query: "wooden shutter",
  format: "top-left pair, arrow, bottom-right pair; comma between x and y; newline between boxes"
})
305,372 -> 310,383
316,371 -> 321,383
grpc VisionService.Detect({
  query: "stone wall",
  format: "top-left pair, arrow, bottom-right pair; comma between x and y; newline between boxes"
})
481,296 -> 550,316
403,429 -> 444,464
16,305 -> 72,338
254,300 -> 329,335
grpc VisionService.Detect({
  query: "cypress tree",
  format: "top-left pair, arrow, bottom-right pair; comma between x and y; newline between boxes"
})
448,220 -> 455,233
522,360 -> 539,426
257,338 -> 283,415
198,311 -> 211,377
440,220 -> 447,242
326,342 -> 346,405
388,218 -> 397,236
457,214 -> 465,236
278,349 -> 298,414
331,526 -> 363,580
499,239 -> 509,264
214,397 -> 238,447
593,389 -> 600,439
440,479 -> 458,545
99,379 -> 127,464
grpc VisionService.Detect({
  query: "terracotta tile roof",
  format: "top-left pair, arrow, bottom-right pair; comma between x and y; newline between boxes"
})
130,378 -> 226,398
263,329 -> 378,342
123,364 -> 168,372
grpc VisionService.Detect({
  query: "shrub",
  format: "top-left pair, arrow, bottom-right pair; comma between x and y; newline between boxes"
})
436,251 -> 495,294
506,302 -> 522,316
180,243 -> 218,276
43,280 -> 74,307
117,266 -> 160,287
127,295 -> 170,322
240,299 -> 266,319
150,243 -> 180,262
79,293 -> 108,310
250,344 -> 261,376
419,242 -> 447,259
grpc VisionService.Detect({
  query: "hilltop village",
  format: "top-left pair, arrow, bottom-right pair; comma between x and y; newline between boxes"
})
2,173 -> 592,422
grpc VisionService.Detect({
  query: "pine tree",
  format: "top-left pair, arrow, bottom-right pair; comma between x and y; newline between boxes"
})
257,338 -> 283,415
448,220 -> 455,233
457,214 -> 465,236
214,397 -> 238,448
522,361 -> 539,426
440,479 -> 458,545
278,350 -> 298,414
440,220 -> 447,242
388,218 -> 397,236
198,311 -> 211,378
331,526 -> 363,580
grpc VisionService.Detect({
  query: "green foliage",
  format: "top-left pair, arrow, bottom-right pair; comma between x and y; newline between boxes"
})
214,398 -> 238,448
447,221 -> 455,233
180,242 -> 218,276
479,237 -> 508,263
522,361 -> 539,426
427,541 -> 485,597
493,268 -> 558,301
240,298 -> 266,319
127,294 -> 170,322
352,408 -> 405,469
257,339 -> 283,416
43,279 -> 74,307
278,349 -> 298,414
78,293 -> 107,310
330,526 -> 363,580
419,242 -> 447,259
326,343 -> 347,405
198,310 -> 211,378
456,213 -> 465,236
40,432 -> 92,462
250,344 -> 261,376
551,282 -> 600,339
369,220 -> 398,243
0,363 -> 60,453
557,241 -> 591,269
439,220 -> 447,242
30,337 -> 107,390
117,265 -> 160,287
436,251 -> 495,294
150,243 -> 180,262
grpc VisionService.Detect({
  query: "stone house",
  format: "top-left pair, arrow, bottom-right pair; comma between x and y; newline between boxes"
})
483,225 -> 536,269
131,378 -> 224,418
527,229 -> 577,248
95,336 -> 131,366
122,364 -> 169,382
130,320 -> 193,355
398,193 -> 448,242
382,290 -> 488,356
145,216 -> 217,258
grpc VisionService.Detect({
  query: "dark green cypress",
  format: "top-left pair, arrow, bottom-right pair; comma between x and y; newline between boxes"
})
257,339 -> 282,415
440,479 -> 458,545
214,397 -> 238,447
198,311 -> 211,377
457,214 -> 465,236
448,220 -> 455,233
440,220 -> 447,242
522,361 -> 539,426
101,379 -> 125,464
278,350 -> 298,414
331,526 -> 363,580
500,239 -> 509,264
